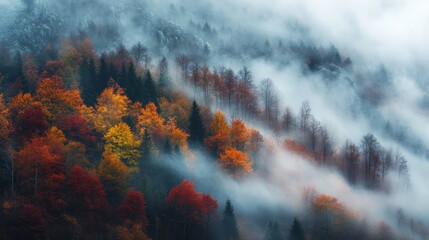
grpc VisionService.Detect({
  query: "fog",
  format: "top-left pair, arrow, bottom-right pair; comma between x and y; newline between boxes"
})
2,0 -> 429,238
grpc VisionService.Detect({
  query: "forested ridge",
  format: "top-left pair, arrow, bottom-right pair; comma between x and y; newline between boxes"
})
0,1 -> 427,240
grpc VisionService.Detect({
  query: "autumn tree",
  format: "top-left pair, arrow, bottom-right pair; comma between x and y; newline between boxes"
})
57,114 -> 96,145
15,137 -> 62,196
67,166 -> 110,216
205,110 -> 230,155
230,119 -> 250,151
188,101 -> 206,146
219,147 -> 253,175
311,194 -> 353,240
18,106 -> 48,141
35,77 -> 83,119
223,199 -> 239,240
92,85 -> 130,133
117,189 -> 148,228
104,122 -> 141,169
0,94 -> 12,192
137,102 -> 165,137
166,180 -> 218,239
13,204 -> 46,240
98,150 -> 130,204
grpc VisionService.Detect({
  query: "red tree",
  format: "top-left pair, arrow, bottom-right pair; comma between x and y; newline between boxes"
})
57,114 -> 96,144
117,189 -> 148,227
166,180 -> 218,224
14,204 -> 46,240
68,166 -> 110,215
19,106 -> 48,141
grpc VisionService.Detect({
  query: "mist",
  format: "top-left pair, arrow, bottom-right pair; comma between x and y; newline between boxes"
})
1,0 -> 429,239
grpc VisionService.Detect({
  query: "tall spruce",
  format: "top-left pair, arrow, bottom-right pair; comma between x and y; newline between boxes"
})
188,101 -> 205,146
126,62 -> 138,101
142,70 -> 158,107
223,199 -> 239,240
264,221 -> 282,240
289,218 -> 305,240
97,55 -> 109,94
109,63 -> 117,82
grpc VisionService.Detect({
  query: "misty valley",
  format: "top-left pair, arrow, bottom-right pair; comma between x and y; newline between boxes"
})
0,0 -> 428,240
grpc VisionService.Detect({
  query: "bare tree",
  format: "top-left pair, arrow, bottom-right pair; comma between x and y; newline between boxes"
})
394,150 -> 410,189
342,140 -> 360,184
222,68 -> 236,111
282,107 -> 295,133
131,42 -> 150,68
200,64 -> 212,105
190,62 -> 200,99
380,148 -> 393,183
318,126 -> 332,165
307,116 -> 320,152
360,134 -> 381,189
260,78 -> 276,126
175,54 -> 191,80
299,101 -> 311,133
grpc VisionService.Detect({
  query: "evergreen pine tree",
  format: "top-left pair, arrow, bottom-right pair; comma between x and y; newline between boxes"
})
223,199 -> 239,240
79,58 -> 90,104
188,101 -> 206,146
158,56 -> 170,89
118,63 -> 127,90
142,70 -> 158,107
126,62 -> 138,101
97,55 -> 109,94
87,58 -> 98,105
109,63 -> 117,82
264,221 -> 282,240
289,218 -> 305,240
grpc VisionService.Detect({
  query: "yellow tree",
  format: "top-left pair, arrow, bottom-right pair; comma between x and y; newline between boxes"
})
93,85 -> 131,134
137,102 -> 165,136
45,127 -> 66,155
219,147 -> 253,175
104,122 -> 141,169
230,119 -> 250,151
98,150 -> 130,199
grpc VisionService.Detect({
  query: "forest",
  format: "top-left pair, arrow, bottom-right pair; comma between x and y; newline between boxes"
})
0,0 -> 428,240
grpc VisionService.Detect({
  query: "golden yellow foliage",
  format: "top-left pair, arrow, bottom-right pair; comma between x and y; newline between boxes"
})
98,150 -> 130,192
104,122 -> 141,169
93,86 -> 131,133
46,127 -> 66,155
